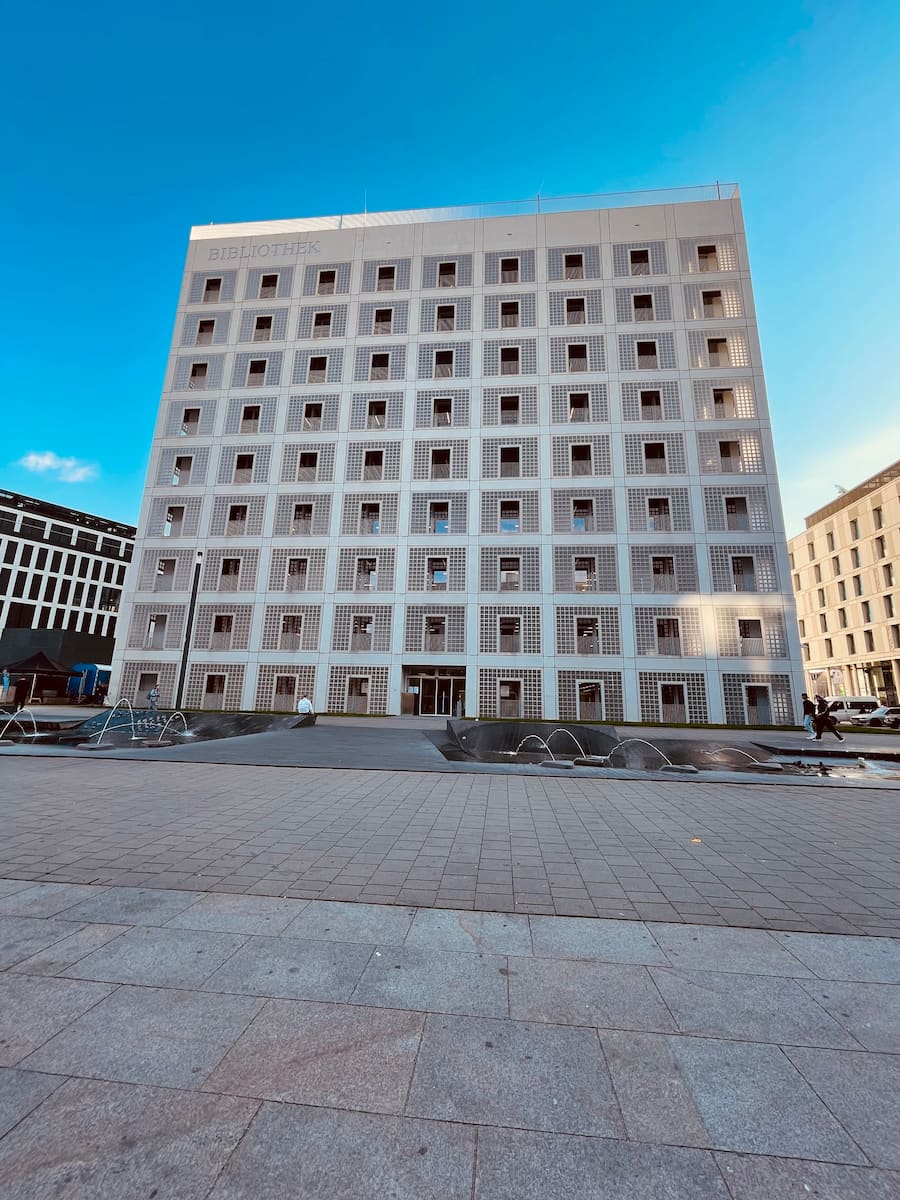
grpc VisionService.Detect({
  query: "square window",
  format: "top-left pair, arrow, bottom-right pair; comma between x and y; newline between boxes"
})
431,448 -> 451,479
303,402 -> 322,430
566,343 -> 587,371
435,349 -> 454,378
189,362 -> 208,388
298,451 -> 318,480
500,257 -> 519,283
499,394 -> 520,424
370,352 -> 390,381
196,319 -> 215,345
317,269 -> 336,295
499,557 -> 520,591
308,356 -> 327,383
501,301 -> 519,328
499,500 -> 520,533
633,293 -> 653,320
367,400 -> 386,429
240,404 -> 260,433
253,315 -> 273,342
373,308 -> 393,334
313,311 -> 332,338
377,265 -> 396,291
500,346 -> 520,375
565,297 -> 585,325
499,446 -> 520,477
259,273 -> 278,298
430,502 -> 449,534
181,407 -> 200,435
233,453 -> 254,483
438,261 -> 456,287
568,391 -> 589,422
629,248 -> 650,276
697,244 -> 719,271
428,557 -> 447,589
436,304 -> 455,331
432,397 -> 452,426
247,359 -> 266,386
564,253 -> 584,279
636,340 -> 658,368
203,277 -> 222,302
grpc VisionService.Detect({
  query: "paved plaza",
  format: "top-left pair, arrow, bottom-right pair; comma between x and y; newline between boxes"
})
2,755 -> 899,933
0,752 -> 898,1197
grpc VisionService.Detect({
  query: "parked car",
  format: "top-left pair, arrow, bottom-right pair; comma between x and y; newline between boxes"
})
849,706 -> 900,728
824,695 -> 880,722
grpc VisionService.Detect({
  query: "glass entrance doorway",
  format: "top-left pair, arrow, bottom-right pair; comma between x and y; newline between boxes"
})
404,667 -> 466,716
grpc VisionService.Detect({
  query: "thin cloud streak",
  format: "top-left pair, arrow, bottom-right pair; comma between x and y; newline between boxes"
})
16,451 -> 98,483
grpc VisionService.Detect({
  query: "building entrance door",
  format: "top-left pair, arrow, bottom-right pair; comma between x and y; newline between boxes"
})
405,668 -> 465,716
744,684 -> 772,724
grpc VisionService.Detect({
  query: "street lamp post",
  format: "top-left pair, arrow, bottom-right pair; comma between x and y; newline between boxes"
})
174,550 -> 203,711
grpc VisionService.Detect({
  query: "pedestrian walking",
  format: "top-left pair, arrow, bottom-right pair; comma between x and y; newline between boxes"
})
147,686 -> 160,712
801,693 -> 816,739
814,695 -> 844,741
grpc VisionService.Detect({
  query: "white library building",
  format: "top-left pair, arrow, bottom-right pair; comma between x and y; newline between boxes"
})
110,185 -> 803,723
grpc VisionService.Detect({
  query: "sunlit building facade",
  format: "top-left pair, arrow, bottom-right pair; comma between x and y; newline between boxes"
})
111,186 -> 802,722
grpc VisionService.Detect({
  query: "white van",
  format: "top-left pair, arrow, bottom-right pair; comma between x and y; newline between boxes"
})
824,696 -> 880,722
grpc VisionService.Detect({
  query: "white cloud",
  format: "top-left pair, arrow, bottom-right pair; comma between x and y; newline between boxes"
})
16,451 -> 98,483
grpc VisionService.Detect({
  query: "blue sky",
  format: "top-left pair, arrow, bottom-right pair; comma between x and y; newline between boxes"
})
3,0 -> 898,535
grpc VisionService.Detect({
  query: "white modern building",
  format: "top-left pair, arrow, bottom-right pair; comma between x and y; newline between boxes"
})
111,185 -> 803,723
789,460 -> 899,704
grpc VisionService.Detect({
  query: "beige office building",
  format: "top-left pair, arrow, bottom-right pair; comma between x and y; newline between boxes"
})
111,185 -> 803,723
789,461 -> 900,704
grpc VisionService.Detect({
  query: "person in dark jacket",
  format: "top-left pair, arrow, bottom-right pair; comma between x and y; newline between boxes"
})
801,693 -> 816,739
814,695 -> 844,741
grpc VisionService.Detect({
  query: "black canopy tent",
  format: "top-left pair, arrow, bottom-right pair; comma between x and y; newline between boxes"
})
1,652 -> 83,705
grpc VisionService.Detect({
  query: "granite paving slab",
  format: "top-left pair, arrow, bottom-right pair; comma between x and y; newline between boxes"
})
0,1077 -> 258,1200
508,957 -> 675,1031
0,882 -> 106,918
282,900 -> 416,945
350,945 -> 509,1017
7,923 -> 129,976
648,922 -> 814,976
0,973 -> 115,1065
0,1069 -> 64,1140
786,1047 -> 900,1168
206,1101 -> 476,1200
61,926 -> 246,988
601,1031 -> 866,1162
164,893 -> 309,935
649,967 -> 859,1048
799,979 -> 900,1051
773,931 -> 900,982
0,916 -> 88,971
204,998 -> 424,1113
528,915 -> 667,964
406,1012 -> 623,1136
20,985 -> 264,1089
475,1127 -> 730,1200
59,886 -> 204,926
0,882 -> 36,899
201,935 -> 374,1002
715,1152 -> 900,1199
404,907 -> 533,955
